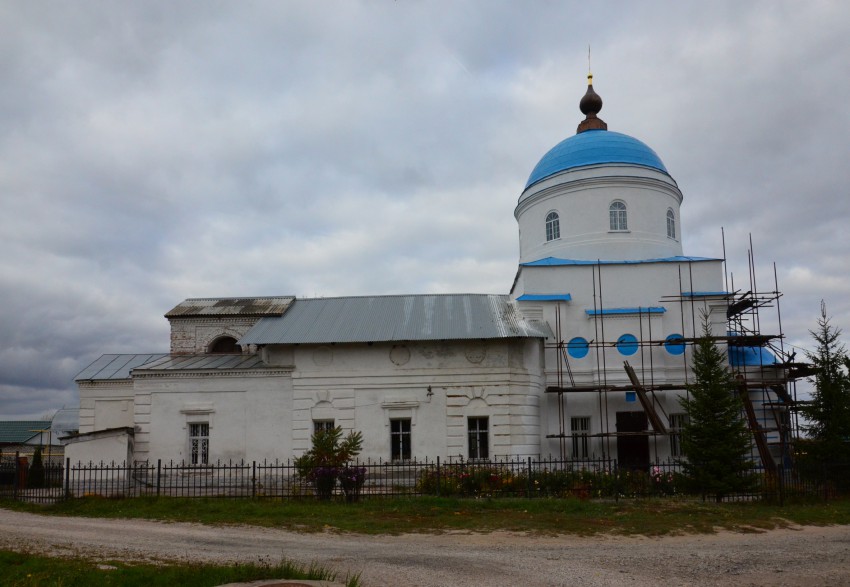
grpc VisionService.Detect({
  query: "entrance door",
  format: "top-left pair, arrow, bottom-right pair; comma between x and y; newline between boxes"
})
616,411 -> 650,471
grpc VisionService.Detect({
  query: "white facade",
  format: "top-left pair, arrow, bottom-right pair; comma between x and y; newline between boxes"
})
72,82 -> 782,468
516,165 -> 684,263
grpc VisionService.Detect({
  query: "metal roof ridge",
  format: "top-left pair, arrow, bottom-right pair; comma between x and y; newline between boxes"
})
180,295 -> 295,301
294,293 -> 508,302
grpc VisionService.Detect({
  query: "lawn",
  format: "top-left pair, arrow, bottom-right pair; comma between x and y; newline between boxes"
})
0,549 -> 360,587
4,495 -> 850,537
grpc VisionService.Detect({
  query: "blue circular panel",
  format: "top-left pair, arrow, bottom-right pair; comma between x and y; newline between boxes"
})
665,334 -> 686,355
616,334 -> 639,356
567,337 -> 589,359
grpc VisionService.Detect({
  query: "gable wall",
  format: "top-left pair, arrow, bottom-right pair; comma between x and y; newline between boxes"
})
168,316 -> 260,354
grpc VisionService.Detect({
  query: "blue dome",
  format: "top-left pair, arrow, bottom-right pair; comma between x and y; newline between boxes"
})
525,130 -> 668,189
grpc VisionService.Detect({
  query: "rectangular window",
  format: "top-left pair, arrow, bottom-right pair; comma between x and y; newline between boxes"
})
313,419 -> 335,434
189,423 -> 209,465
390,418 -> 411,461
669,413 -> 689,458
468,417 -> 489,459
571,416 -> 590,459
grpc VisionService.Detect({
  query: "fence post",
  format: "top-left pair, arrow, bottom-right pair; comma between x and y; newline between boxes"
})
436,456 -> 441,498
64,458 -> 71,500
527,456 -> 532,499
13,451 -> 19,500
614,460 -> 619,503
777,463 -> 785,506
252,461 -> 257,498
156,459 -> 162,497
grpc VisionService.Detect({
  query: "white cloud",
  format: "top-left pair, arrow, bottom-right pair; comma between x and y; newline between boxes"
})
1,1 -> 849,418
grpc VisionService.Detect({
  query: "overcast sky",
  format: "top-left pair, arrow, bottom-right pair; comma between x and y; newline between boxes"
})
1,1 -> 848,419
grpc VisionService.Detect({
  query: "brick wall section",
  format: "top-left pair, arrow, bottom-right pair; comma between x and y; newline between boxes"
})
168,317 -> 262,354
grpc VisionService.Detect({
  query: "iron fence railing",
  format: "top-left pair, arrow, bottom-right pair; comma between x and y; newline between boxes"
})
1,453 -> 847,504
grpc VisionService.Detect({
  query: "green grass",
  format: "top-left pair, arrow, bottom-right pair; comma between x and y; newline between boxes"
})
0,549 -> 361,587
4,495 -> 850,536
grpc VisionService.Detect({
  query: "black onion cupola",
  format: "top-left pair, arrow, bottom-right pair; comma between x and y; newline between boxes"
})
577,73 -> 607,133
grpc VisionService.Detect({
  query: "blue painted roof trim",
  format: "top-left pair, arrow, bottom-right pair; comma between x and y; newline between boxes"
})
516,294 -> 572,302
523,256 -> 720,267
525,130 -> 669,190
586,307 -> 666,316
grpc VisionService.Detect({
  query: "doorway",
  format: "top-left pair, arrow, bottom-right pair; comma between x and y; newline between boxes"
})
616,411 -> 649,471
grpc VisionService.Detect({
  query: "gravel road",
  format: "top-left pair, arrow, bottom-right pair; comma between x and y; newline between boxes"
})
1,508 -> 849,586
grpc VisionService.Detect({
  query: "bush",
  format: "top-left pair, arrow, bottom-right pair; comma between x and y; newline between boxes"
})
294,427 -> 364,500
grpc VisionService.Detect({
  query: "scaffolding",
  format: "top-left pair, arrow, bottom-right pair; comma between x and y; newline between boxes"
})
544,233 -> 810,470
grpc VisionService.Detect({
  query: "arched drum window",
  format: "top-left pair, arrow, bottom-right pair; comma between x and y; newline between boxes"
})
545,211 -> 560,242
609,201 -> 627,231
666,209 -> 676,239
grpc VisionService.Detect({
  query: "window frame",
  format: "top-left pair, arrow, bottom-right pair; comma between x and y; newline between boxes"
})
570,416 -> 591,459
669,413 -> 689,458
390,418 -> 412,461
467,416 -> 489,460
545,211 -> 560,242
609,200 -> 628,232
313,419 -> 335,435
666,208 -> 676,240
189,422 -> 210,465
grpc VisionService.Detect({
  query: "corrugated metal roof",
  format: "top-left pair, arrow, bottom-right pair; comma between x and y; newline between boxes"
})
0,420 -> 51,444
239,294 -> 553,345
165,296 -> 294,318
75,354 -> 169,381
133,354 -> 270,372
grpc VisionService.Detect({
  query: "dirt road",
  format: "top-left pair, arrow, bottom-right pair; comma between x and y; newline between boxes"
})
1,508 -> 849,586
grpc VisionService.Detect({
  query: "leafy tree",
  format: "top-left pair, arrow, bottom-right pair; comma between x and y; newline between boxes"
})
295,427 -> 364,500
798,303 -> 850,466
679,317 -> 755,502
27,446 -> 45,489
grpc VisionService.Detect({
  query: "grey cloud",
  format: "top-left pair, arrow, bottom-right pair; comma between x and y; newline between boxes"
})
1,1 -> 849,418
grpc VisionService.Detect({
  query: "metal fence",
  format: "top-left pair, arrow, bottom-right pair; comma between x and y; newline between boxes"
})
1,453 -> 847,505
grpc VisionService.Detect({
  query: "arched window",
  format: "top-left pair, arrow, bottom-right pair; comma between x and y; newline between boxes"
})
545,211 -> 560,242
666,209 -> 676,239
609,201 -> 627,231
209,336 -> 240,354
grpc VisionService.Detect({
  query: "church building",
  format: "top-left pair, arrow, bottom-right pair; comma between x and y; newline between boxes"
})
68,77 -> 790,469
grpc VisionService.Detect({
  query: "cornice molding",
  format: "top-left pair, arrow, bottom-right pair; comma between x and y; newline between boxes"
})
133,369 -> 292,380
77,380 -> 134,388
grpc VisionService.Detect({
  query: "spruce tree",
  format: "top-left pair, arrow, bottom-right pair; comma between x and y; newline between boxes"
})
27,446 -> 45,489
679,317 -> 754,502
799,303 -> 850,467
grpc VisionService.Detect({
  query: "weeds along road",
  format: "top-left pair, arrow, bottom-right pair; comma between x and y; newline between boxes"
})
1,508 -> 849,586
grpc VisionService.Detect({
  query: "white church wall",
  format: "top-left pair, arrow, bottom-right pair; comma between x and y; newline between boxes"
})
283,338 -> 545,461
520,258 -> 726,460
516,165 -> 684,263
64,427 -> 134,466
77,381 -> 134,434
132,370 -> 293,463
